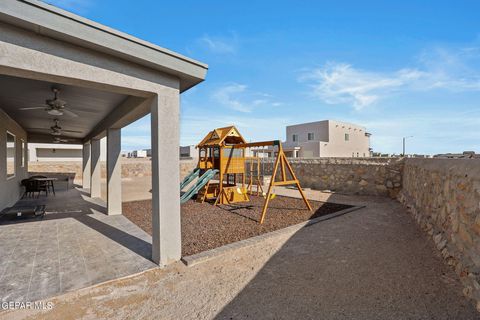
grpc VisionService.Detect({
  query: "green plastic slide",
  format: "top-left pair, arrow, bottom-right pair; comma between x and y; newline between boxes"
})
180,168 -> 200,190
180,169 -> 218,204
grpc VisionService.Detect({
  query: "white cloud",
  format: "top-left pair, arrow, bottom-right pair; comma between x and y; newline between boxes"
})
301,46 -> 480,110
198,34 -> 237,54
300,63 -> 417,110
211,83 -> 282,113
212,84 -> 250,112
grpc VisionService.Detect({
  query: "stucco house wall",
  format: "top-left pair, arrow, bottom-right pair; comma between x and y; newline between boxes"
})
298,141 -> 321,158
321,120 -> 370,157
29,140 -> 106,162
0,108 -> 28,211
285,120 -> 370,158
286,120 -> 329,144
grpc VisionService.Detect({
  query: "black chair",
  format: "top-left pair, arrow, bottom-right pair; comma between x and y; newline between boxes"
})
21,179 -> 37,198
28,176 -> 49,198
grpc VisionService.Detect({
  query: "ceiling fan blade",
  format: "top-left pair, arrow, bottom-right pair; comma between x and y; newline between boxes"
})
19,107 -> 46,111
26,127 -> 50,131
54,138 -> 70,142
61,129 -> 83,133
68,106 -> 98,113
63,109 -> 79,118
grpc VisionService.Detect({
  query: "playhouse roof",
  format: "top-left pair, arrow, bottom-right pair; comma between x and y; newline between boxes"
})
197,126 -> 247,147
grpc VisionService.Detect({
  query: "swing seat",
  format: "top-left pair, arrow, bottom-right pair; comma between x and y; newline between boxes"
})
262,192 -> 276,200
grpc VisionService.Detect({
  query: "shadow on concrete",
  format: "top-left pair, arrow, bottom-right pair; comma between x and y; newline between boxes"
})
213,193 -> 478,319
1,186 -> 151,260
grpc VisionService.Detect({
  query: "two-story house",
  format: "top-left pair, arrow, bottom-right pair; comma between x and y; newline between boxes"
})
283,120 -> 371,157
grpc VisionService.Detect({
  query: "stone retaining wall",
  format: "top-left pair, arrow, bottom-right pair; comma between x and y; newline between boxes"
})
398,158 -> 480,309
29,158 -> 403,197
261,158 -> 404,197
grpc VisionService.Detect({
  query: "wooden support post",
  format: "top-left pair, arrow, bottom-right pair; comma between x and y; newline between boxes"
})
283,154 -> 312,211
260,148 -> 281,224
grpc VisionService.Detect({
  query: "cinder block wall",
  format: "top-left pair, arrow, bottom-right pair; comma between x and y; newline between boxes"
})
398,158 -> 480,308
28,158 -> 197,184
261,158 -> 404,198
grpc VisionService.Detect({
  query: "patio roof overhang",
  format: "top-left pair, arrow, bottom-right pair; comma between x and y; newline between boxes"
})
0,0 -> 208,93
0,0 -> 208,144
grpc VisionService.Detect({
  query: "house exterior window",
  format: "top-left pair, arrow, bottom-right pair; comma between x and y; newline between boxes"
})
292,134 -> 298,142
345,133 -> 350,141
307,132 -> 314,141
6,131 -> 15,179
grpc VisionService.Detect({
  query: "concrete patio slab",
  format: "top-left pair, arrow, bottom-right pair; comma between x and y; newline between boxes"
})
0,188 -> 157,304
2,191 -> 477,319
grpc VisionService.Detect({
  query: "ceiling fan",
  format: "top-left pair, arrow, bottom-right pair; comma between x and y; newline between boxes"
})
19,87 -> 79,117
53,137 -> 71,143
27,118 -> 82,136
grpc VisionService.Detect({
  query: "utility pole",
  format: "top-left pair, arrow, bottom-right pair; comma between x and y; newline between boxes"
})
402,136 -> 413,156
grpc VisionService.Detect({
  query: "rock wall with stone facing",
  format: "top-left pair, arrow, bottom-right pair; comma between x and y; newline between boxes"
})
29,158 -> 403,197
260,158 -> 404,198
398,158 -> 480,310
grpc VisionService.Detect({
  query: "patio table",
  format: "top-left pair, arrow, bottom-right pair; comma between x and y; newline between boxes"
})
31,177 -> 57,196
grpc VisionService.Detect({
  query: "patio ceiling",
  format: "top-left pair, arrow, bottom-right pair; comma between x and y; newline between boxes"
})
0,74 -> 128,143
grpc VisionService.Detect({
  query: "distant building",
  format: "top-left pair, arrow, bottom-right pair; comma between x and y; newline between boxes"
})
127,147 -> 199,159
434,151 -> 479,159
253,120 -> 371,158
131,149 -> 148,158
285,120 -> 371,157
180,145 -> 198,159
28,141 -> 106,162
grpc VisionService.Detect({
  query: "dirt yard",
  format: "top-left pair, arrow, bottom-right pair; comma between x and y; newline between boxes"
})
123,195 -> 351,256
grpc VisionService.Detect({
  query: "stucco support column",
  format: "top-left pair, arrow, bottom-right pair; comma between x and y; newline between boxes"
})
107,128 -> 122,215
82,142 -> 91,189
90,138 -> 101,198
151,93 -> 181,266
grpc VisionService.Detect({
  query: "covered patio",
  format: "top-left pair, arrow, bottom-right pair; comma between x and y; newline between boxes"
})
0,187 -> 156,301
0,0 -> 207,302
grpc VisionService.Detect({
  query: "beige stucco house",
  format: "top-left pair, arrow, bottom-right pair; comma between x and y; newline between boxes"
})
253,120 -> 372,158
284,120 -> 372,158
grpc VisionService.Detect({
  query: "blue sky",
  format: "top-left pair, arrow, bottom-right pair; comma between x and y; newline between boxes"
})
46,0 -> 480,155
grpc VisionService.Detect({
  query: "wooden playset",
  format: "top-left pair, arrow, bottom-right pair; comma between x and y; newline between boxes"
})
183,125 -> 312,224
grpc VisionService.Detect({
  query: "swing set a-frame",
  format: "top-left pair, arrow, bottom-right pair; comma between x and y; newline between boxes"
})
233,140 -> 312,223
193,126 -> 312,224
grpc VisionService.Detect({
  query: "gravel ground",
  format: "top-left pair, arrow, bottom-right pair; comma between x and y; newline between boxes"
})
123,195 -> 351,256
